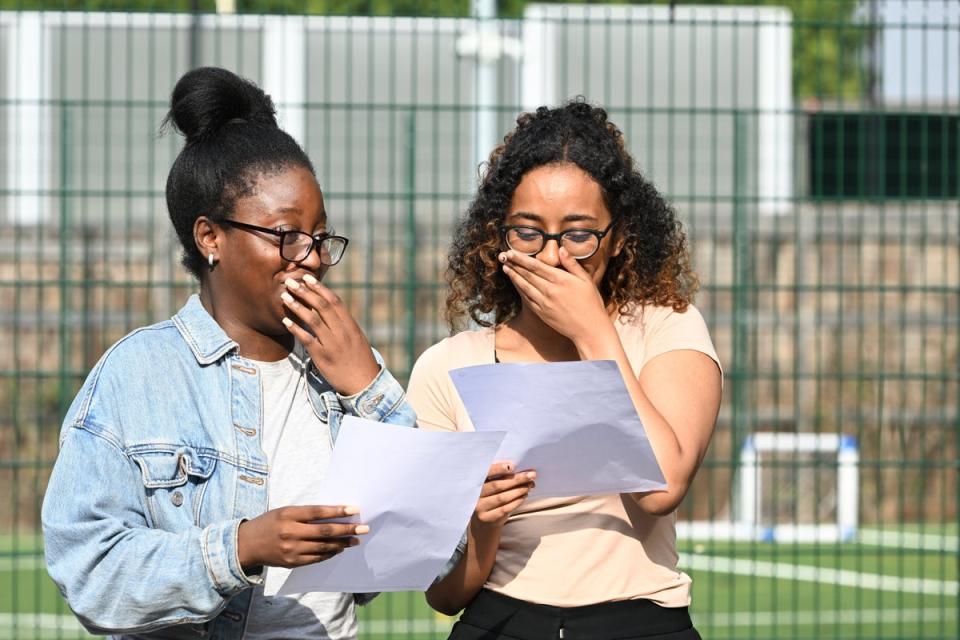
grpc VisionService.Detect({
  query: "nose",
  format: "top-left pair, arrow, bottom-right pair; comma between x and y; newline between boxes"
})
536,237 -> 562,267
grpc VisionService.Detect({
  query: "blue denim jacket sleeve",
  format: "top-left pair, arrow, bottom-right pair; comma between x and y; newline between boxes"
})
336,349 -> 416,428
433,531 -> 467,584
42,424 -> 254,635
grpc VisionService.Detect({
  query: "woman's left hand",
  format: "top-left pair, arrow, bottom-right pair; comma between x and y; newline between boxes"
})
500,248 -> 612,344
280,274 -> 381,396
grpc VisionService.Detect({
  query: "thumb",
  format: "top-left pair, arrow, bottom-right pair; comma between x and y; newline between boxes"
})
558,247 -> 590,280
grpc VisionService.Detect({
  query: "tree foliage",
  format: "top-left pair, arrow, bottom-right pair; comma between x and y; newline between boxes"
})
681,0 -> 873,100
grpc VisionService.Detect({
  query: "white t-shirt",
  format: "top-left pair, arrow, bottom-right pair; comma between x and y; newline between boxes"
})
243,346 -> 357,640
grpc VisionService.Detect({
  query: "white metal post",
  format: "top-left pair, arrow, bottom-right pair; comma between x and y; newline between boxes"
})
837,436 -> 860,541
738,437 -> 759,531
5,12 -> 49,225
262,16 -> 306,146
756,8 -> 793,215
520,5 -> 556,112
472,0 -> 497,175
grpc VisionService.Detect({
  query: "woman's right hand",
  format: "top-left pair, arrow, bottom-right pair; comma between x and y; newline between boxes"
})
425,462 -> 535,615
237,505 -> 368,571
472,462 -> 536,530
280,276 -> 382,397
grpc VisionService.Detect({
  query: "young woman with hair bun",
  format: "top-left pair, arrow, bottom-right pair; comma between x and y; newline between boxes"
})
42,67 -> 414,639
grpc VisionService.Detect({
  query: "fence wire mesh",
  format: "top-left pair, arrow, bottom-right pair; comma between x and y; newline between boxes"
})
0,2 -> 957,638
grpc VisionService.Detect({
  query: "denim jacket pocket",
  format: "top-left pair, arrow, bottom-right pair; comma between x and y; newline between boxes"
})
131,446 -> 217,530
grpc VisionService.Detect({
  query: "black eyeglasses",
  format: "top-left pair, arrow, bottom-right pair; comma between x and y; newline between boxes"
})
222,220 -> 349,266
501,221 -> 615,260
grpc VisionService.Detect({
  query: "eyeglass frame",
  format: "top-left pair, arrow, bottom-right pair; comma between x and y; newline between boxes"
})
500,220 -> 616,260
221,219 -> 350,266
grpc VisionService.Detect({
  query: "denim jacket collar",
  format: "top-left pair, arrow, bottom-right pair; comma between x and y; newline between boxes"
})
172,294 -> 239,365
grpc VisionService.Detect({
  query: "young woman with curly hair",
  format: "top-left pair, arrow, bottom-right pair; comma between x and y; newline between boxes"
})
407,100 -> 722,640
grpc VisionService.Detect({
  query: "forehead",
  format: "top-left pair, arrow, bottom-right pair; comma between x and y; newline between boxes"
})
508,164 -> 607,218
236,165 -> 325,222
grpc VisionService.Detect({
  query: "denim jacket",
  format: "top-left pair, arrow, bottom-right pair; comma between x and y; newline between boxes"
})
41,294 -> 417,639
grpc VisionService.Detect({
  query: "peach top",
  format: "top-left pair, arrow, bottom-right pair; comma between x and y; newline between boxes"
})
406,304 -> 721,607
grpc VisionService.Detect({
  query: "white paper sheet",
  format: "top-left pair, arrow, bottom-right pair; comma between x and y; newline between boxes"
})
270,416 -> 504,595
449,360 -> 667,498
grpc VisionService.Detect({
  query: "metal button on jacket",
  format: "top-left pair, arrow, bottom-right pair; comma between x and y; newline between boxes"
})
362,393 -> 385,414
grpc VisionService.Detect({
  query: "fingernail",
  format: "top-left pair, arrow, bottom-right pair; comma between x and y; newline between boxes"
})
280,291 -> 294,304
281,317 -> 293,327
527,471 -> 537,480
344,505 -> 360,515
284,278 -> 301,289
498,253 -> 507,263
355,525 -> 371,534
303,273 -> 318,285
350,538 -> 361,546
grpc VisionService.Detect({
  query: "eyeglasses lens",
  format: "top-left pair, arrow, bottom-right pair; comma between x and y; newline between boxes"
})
320,238 -> 347,265
560,231 -> 600,258
280,232 -> 314,263
279,231 -> 347,266
505,228 -> 544,255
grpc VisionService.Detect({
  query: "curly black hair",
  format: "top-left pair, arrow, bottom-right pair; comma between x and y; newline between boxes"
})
445,99 -> 698,329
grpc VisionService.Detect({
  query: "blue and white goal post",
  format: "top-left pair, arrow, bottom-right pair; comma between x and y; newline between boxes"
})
677,432 -> 860,544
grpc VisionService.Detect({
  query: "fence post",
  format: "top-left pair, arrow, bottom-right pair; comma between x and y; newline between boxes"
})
405,112 -> 418,375
57,107 -> 72,419
731,111 -> 752,488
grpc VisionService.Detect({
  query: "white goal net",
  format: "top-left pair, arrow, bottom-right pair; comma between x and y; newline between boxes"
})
678,432 -> 859,543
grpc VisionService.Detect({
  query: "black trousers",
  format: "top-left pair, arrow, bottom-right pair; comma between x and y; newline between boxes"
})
448,589 -> 702,640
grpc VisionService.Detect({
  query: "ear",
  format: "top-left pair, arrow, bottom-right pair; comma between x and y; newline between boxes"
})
193,216 -> 221,263
611,233 -> 626,258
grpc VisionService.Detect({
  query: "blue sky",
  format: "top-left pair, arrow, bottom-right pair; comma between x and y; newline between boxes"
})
870,0 -> 960,104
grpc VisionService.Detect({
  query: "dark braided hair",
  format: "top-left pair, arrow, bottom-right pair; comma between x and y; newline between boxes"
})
445,98 -> 698,329
163,67 -> 315,279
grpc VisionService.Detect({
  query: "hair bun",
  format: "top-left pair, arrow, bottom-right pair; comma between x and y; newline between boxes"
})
164,67 -> 277,143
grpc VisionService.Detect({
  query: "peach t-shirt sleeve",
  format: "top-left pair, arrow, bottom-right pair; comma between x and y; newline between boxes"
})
406,339 -> 459,432
639,304 -> 722,376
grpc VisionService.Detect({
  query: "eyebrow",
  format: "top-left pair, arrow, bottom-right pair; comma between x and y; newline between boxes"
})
271,207 -> 328,230
273,206 -> 326,218
508,211 -> 599,223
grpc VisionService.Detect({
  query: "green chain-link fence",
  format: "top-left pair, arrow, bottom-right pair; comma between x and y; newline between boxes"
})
1,1 -> 957,638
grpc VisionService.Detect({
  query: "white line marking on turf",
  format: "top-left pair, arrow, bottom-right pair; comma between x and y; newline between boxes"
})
858,528 -> 959,552
0,613 -> 84,630
696,606 -> 957,627
0,555 -> 45,572
0,613 -> 86,639
680,554 -> 959,596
